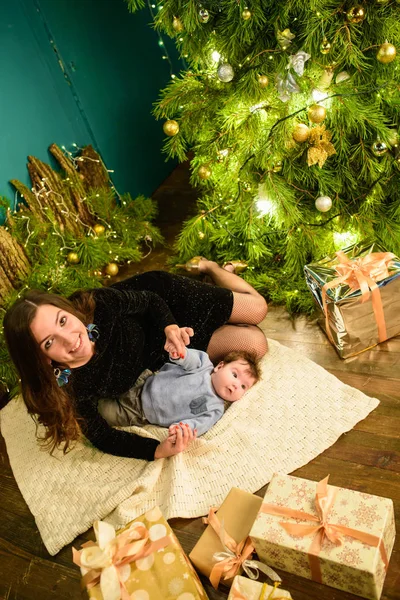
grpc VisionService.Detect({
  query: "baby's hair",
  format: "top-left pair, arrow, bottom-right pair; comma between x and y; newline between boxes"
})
222,350 -> 262,382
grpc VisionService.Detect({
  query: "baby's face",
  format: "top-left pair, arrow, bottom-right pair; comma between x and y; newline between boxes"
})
211,360 -> 256,402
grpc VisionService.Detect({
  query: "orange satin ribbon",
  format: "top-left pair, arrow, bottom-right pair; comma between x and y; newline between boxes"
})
73,523 -> 171,600
205,507 -> 256,589
261,475 -> 388,584
321,251 -> 395,345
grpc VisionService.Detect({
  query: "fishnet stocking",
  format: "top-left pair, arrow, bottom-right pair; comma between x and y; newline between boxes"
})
229,291 -> 268,325
206,324 -> 268,364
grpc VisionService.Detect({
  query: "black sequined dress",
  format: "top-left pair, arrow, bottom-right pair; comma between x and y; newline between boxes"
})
70,271 -> 233,461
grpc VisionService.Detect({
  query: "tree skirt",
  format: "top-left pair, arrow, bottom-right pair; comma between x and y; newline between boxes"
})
0,339 -> 378,555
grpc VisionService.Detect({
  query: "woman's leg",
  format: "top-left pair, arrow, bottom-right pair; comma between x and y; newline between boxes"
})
207,323 -> 268,363
198,260 -> 268,325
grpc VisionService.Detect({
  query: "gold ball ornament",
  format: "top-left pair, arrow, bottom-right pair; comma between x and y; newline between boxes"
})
258,75 -> 269,88
272,161 -> 283,173
172,17 -> 184,33
315,196 -> 332,212
198,165 -> 212,180
67,251 -> 80,264
242,8 -> 251,20
372,140 -> 388,157
308,104 -> 327,124
376,43 -> 397,64
346,5 -> 366,24
292,123 -> 310,143
93,223 -> 106,236
320,37 -> 331,55
105,262 -> 119,276
163,119 -> 179,137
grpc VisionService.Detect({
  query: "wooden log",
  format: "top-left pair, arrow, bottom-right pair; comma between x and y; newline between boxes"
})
0,262 -> 15,304
9,181 -> 47,224
48,144 -> 95,226
0,227 -> 31,287
27,158 -> 83,236
77,145 -> 111,193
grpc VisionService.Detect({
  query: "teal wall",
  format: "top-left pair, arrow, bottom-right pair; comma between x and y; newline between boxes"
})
0,0 -> 180,207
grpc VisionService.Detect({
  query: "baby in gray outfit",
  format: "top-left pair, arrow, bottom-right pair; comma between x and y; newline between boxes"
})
98,347 -> 261,437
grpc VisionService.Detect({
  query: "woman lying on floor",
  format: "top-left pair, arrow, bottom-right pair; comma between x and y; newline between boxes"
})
4,259 -> 268,461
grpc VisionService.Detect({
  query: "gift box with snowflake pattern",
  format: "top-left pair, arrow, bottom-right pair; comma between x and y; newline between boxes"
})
227,575 -> 293,600
75,506 -> 209,600
249,474 -> 395,600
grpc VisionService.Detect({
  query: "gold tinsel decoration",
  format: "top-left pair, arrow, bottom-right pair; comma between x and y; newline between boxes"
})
307,125 -> 337,168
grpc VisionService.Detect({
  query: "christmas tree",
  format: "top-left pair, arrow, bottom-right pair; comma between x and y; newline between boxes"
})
127,0 -> 400,312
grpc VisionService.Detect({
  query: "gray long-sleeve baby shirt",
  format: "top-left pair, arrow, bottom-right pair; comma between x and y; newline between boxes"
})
141,348 -> 224,436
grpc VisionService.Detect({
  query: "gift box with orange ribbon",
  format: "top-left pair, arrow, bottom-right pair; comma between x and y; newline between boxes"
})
249,474 -> 395,600
304,242 -> 400,358
72,506 -> 209,600
189,488 -> 281,590
228,576 -> 293,600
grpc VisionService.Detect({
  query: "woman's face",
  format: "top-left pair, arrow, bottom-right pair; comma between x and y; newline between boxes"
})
30,304 -> 94,368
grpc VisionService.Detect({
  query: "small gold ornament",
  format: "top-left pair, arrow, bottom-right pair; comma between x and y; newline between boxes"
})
93,223 -> 105,236
320,37 -> 331,54
163,119 -> 179,136
372,140 -> 388,157
258,75 -> 269,88
292,123 -> 310,143
376,43 -> 397,64
199,8 -> 210,23
308,104 -> 327,124
198,165 -> 212,180
346,5 -> 366,24
307,125 -> 336,168
336,71 -> 351,84
67,251 -> 80,264
242,8 -> 251,20
315,195 -> 332,212
105,262 -> 119,276
172,16 -> 184,33
271,161 -> 283,173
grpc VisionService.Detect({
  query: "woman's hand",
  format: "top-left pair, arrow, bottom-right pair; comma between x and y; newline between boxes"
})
154,423 -> 197,459
164,325 -> 194,358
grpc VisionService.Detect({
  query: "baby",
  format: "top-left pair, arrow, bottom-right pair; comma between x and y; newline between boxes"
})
98,347 -> 262,438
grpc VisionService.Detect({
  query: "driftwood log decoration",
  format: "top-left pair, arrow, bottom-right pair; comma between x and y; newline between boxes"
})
0,226 -> 30,304
1,143 -> 117,303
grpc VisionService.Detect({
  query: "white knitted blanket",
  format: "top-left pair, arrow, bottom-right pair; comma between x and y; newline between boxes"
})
0,339 -> 379,555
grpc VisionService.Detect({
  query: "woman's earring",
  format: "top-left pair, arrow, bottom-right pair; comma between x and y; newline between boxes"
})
86,323 -> 100,341
54,367 -> 71,387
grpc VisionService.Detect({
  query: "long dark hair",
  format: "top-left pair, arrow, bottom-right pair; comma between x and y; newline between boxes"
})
3,289 -> 95,454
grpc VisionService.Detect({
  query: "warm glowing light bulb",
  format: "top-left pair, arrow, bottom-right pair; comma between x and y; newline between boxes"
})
255,197 -> 275,216
211,50 -> 221,62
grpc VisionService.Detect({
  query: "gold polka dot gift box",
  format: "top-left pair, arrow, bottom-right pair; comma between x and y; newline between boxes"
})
72,506 -> 209,600
249,474 -> 396,600
227,575 -> 293,600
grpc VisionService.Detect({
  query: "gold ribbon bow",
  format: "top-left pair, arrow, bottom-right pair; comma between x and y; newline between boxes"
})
72,520 -> 171,600
231,581 -> 286,600
322,250 -> 395,345
204,507 -> 281,589
261,475 -> 388,583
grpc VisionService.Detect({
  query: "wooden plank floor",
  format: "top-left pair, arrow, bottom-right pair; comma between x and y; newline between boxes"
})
0,162 -> 399,600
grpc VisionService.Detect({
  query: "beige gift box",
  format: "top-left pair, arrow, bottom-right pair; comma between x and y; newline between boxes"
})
228,575 -> 293,600
250,474 -> 395,600
189,487 -> 263,588
73,506 -> 209,600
